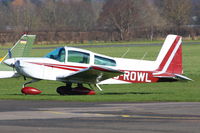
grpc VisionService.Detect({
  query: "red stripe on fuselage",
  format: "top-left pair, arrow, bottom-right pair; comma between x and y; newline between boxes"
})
51,64 -> 87,69
157,36 -> 181,71
44,64 -> 80,71
28,62 -> 87,71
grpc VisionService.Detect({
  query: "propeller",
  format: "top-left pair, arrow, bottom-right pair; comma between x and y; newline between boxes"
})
8,48 -> 17,72
13,60 -> 22,72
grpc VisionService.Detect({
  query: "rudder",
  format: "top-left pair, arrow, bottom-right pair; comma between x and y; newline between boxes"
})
155,35 -> 183,74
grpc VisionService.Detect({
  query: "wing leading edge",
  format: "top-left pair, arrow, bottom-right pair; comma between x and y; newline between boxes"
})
58,66 -> 124,84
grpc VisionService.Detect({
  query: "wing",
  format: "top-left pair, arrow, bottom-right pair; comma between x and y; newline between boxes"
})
58,66 -> 124,84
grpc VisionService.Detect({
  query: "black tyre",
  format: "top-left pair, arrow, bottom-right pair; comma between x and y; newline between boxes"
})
56,86 -> 68,95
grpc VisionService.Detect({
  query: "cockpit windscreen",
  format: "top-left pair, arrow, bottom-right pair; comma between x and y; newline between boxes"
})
44,47 -> 65,62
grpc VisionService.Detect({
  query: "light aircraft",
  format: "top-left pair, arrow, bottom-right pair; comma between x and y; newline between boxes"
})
0,34 -> 191,95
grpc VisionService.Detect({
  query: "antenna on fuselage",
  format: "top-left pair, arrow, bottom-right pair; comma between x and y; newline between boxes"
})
121,48 -> 130,58
140,52 -> 148,60
8,49 -> 12,58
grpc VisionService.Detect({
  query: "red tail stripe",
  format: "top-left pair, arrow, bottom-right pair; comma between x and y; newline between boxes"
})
157,36 -> 181,71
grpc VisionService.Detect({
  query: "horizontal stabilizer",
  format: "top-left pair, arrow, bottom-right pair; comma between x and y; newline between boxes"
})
0,71 -> 19,78
174,74 -> 193,81
153,72 -> 192,81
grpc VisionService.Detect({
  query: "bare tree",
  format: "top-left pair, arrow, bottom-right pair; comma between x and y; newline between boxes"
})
68,1 -> 95,31
140,0 -> 166,40
38,0 -> 96,31
8,0 -> 39,33
90,0 -> 104,23
162,0 -> 192,31
39,0 -> 57,31
98,0 -> 141,40
192,0 -> 200,25
0,3 -> 10,30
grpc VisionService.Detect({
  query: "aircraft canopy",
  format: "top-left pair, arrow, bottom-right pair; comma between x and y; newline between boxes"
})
45,47 -> 116,67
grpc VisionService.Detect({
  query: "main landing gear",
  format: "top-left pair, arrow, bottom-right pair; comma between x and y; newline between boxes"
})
56,83 -> 96,95
21,79 -> 99,95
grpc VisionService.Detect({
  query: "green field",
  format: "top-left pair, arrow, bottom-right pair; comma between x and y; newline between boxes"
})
0,42 -> 199,102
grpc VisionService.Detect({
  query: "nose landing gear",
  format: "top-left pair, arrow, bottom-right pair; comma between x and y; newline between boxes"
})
21,79 -> 42,95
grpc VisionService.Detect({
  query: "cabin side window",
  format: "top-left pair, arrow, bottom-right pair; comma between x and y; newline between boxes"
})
94,55 -> 116,66
67,50 -> 90,64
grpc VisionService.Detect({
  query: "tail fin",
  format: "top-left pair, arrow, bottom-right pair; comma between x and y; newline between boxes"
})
155,35 -> 182,74
0,34 -> 36,71
0,34 -> 36,63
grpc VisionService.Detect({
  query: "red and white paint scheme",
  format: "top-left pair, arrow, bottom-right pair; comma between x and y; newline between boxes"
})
2,34 -> 191,95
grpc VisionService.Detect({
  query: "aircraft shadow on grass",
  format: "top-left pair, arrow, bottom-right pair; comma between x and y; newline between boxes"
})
7,91 -> 163,96
102,92 -> 163,95
8,94 -> 58,96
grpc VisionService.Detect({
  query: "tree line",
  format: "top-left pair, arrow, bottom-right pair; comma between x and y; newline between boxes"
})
0,0 -> 199,44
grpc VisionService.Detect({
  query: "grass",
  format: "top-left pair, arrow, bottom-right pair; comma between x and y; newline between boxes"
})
0,40 -> 164,49
0,37 -> 199,49
0,42 -> 199,102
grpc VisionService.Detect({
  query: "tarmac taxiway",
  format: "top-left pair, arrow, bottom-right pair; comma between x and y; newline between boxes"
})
0,100 -> 200,133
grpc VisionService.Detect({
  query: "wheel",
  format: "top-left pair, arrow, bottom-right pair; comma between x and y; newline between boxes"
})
72,86 -> 96,95
56,86 -> 96,95
56,86 -> 71,95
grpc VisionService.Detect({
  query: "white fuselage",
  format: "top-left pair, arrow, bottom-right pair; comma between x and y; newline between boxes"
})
4,53 -> 157,84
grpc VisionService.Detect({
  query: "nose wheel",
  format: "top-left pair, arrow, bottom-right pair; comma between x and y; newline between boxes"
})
21,79 -> 42,95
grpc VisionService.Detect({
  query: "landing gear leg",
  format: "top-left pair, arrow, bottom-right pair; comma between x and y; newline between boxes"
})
66,82 -> 72,89
78,83 -> 83,88
89,84 -> 103,91
21,79 -> 41,95
95,84 -> 103,91
22,79 -> 40,88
